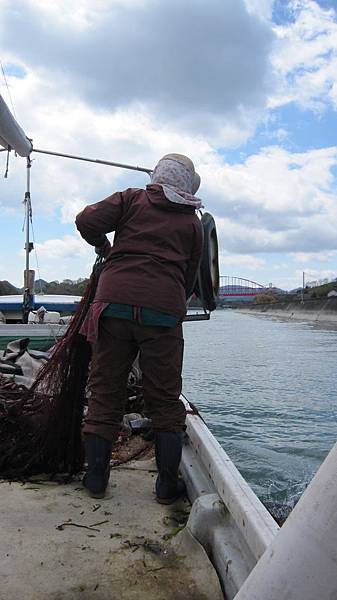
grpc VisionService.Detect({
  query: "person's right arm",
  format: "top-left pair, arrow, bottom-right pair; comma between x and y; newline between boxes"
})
75,191 -> 126,250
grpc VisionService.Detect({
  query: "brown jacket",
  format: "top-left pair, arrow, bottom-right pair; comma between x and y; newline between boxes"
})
76,185 -> 203,318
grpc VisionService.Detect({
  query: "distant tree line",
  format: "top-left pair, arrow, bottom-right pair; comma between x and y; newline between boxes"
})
0,278 -> 89,296
34,278 -> 89,295
2,278 -> 336,304
0,281 -> 20,295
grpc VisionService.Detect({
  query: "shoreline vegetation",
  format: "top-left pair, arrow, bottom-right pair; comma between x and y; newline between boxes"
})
218,281 -> 337,327
0,278 -> 89,296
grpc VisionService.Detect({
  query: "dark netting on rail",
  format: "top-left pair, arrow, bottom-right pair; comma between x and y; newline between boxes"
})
0,257 -> 105,479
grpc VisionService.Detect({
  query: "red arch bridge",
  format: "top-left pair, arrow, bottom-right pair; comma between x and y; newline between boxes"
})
218,276 -> 273,302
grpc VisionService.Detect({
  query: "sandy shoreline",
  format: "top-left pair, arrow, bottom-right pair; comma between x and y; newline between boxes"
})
238,298 -> 337,330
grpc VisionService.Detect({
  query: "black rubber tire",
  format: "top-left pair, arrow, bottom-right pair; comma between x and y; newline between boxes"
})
194,212 -> 219,311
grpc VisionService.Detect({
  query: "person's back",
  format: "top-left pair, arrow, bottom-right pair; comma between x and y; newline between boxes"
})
77,185 -> 202,318
76,153 -> 203,503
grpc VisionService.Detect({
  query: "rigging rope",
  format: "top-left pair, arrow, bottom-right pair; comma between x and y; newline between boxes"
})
0,61 -> 17,119
4,147 -> 10,178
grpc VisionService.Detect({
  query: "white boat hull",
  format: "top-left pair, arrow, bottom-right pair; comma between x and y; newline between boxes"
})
0,323 -> 68,337
0,294 -> 81,321
181,398 -> 279,598
0,323 -> 68,352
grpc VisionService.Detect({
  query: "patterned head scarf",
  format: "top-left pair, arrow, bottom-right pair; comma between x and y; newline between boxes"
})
148,153 -> 203,208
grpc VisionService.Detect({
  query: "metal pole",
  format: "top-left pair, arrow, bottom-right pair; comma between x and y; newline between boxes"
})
25,156 -> 31,277
22,156 -> 34,323
32,147 -> 153,175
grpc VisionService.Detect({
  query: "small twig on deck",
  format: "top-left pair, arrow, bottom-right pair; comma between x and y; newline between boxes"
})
56,521 -> 100,532
89,519 -> 109,528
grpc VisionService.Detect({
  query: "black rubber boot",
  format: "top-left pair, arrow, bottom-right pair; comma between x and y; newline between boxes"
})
83,433 -> 113,499
155,431 -> 186,505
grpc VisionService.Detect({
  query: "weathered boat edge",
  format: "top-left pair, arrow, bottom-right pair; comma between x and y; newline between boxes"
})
181,398 -> 279,599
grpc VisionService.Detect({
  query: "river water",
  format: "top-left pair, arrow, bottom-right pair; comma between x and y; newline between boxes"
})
182,309 -> 337,519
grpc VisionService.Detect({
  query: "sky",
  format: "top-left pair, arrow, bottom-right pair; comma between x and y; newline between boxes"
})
1,0 -> 337,291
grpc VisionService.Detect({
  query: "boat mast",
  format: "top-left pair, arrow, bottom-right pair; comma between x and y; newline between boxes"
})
25,157 -> 31,276
22,155 -> 34,323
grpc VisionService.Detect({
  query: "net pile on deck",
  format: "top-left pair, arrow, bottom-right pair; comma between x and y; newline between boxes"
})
0,337 -> 145,481
0,367 -> 146,480
0,258 -> 103,479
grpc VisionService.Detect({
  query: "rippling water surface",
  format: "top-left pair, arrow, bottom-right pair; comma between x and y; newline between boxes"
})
182,310 -> 337,515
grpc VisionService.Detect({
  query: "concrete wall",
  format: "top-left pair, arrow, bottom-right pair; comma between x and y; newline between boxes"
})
239,297 -> 337,324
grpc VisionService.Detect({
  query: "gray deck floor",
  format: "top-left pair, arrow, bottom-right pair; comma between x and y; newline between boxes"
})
0,456 -> 223,600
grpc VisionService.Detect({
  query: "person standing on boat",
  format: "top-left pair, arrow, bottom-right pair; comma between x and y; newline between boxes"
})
76,153 -> 203,501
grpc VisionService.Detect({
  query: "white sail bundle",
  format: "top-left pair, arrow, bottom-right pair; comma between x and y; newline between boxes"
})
0,93 -> 32,157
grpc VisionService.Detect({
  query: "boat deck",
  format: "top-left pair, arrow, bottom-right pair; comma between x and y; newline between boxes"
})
0,455 -> 223,600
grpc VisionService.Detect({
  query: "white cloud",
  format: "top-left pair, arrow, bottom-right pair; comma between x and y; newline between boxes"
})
15,234 -> 94,283
273,128 -> 289,141
197,142 -> 337,260
215,216 -> 288,254
0,0 -> 274,143
30,235 -> 91,260
220,253 -> 266,270
291,250 -> 337,263
244,0 -> 275,20
270,0 -> 337,111
1,0 -> 148,32
1,67 -> 220,220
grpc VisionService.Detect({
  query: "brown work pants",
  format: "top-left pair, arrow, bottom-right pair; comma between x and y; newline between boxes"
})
84,317 -> 186,441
